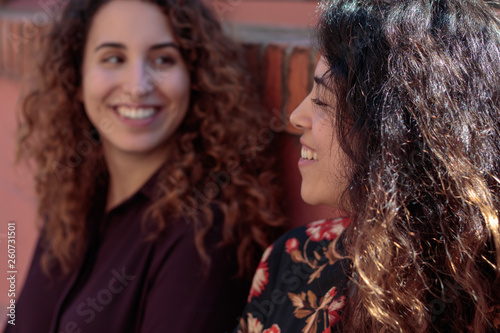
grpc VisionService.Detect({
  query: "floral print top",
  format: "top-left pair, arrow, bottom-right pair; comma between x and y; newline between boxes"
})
234,217 -> 351,333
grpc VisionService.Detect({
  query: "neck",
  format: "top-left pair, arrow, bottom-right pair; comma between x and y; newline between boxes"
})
104,147 -> 167,211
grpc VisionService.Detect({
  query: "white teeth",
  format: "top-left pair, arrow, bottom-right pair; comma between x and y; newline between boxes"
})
301,147 -> 318,160
116,106 -> 157,120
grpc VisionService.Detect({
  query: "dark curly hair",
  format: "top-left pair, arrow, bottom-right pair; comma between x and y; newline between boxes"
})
317,0 -> 500,331
17,0 -> 284,279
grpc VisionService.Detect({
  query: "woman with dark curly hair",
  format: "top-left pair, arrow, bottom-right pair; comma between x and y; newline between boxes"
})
9,0 -> 284,332
236,0 -> 500,332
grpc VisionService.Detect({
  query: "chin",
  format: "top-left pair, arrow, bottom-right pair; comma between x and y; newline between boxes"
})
301,189 -> 340,208
301,189 -> 322,206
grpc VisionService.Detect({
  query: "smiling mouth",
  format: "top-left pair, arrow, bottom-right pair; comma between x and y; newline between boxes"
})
301,147 -> 318,161
113,106 -> 160,120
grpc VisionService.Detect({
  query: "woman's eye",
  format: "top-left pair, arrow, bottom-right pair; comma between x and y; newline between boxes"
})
311,97 -> 328,107
101,55 -> 123,64
153,56 -> 175,68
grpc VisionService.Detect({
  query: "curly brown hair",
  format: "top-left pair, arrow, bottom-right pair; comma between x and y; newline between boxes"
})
316,0 -> 500,331
17,0 -> 284,279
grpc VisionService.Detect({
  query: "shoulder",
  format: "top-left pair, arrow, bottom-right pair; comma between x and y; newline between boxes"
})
236,217 -> 351,333
245,218 -> 349,303
260,216 -> 351,270
152,204 -> 227,257
148,204 -> 251,287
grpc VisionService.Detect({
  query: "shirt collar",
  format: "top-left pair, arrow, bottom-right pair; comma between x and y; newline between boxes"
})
138,165 -> 164,201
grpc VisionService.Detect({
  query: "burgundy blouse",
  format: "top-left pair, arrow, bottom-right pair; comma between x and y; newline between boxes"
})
6,172 -> 249,333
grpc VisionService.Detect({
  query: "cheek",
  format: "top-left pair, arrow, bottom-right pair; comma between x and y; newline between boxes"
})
327,146 -> 350,201
312,117 -> 334,158
315,119 -> 348,194
82,68 -> 115,104
158,69 -> 190,103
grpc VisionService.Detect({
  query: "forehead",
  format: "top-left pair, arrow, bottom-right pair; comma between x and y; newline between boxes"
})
87,1 -> 174,44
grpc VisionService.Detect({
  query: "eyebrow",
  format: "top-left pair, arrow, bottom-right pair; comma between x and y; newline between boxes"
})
314,76 -> 327,87
94,42 -> 178,52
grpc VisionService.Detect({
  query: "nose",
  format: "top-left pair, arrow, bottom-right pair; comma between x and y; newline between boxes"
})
125,61 -> 155,100
289,93 -> 312,132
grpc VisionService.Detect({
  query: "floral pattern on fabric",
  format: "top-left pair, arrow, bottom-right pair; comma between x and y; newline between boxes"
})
238,314 -> 282,333
305,218 -> 350,242
287,286 -> 345,333
248,245 -> 273,302
235,217 -> 351,333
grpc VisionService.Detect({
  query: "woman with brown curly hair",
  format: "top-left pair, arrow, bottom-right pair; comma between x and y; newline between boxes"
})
8,0 -> 284,332
236,0 -> 500,332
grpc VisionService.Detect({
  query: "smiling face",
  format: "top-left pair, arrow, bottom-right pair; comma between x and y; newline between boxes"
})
81,0 -> 190,163
289,57 -> 350,208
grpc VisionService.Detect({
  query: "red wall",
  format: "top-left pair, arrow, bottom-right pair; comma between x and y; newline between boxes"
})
3,0 -> 318,27
0,78 -> 38,326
